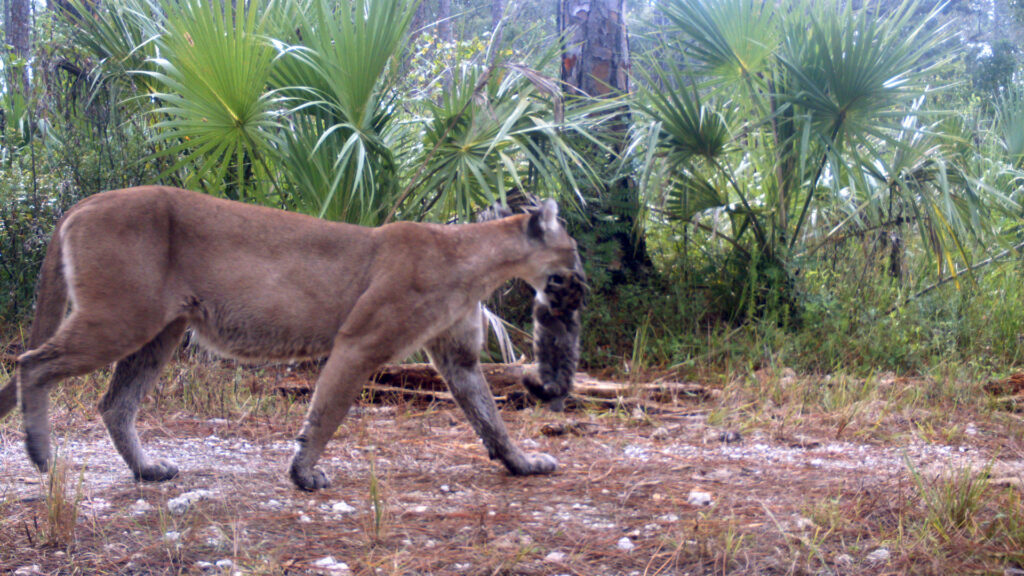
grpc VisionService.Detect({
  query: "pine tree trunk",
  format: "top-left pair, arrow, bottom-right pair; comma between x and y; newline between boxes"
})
559,0 -> 630,97
491,0 -> 505,53
558,0 -> 650,285
6,0 -> 32,94
438,0 -> 452,44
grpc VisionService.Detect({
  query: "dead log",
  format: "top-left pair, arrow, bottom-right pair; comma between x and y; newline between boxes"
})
274,363 -> 527,399
274,363 -> 713,408
371,363 -> 528,394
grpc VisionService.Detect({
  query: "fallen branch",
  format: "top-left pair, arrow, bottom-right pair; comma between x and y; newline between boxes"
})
991,395 -> 1024,412
570,375 -> 713,402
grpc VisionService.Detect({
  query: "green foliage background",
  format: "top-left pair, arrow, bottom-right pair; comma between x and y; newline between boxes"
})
3,0 -> 1024,374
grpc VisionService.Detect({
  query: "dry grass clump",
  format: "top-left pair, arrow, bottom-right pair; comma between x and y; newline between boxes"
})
41,454 -> 86,550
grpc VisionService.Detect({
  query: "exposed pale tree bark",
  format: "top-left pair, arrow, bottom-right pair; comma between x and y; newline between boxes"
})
559,0 -> 630,98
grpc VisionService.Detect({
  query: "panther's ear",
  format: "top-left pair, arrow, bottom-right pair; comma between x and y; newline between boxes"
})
527,199 -> 560,240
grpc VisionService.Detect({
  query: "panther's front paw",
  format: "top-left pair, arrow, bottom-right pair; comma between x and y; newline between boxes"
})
290,464 -> 331,491
135,459 -> 179,482
508,452 -> 558,476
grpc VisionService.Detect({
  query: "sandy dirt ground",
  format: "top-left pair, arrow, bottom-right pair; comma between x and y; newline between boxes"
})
2,370 -> 1024,575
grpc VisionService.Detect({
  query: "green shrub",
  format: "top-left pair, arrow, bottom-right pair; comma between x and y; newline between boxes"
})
0,139 -> 73,323
0,109 -> 157,325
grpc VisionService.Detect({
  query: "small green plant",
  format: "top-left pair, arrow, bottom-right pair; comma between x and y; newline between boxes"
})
365,449 -> 389,544
716,518 -> 746,575
629,312 -> 652,383
907,457 -> 990,542
804,493 -> 848,535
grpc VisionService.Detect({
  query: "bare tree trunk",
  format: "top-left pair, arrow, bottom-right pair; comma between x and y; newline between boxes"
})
409,0 -> 431,44
558,0 -> 649,284
6,0 -> 32,94
559,0 -> 630,97
438,0 -> 452,43
491,0 -> 504,25
491,0 -> 505,52
993,0 -> 1024,50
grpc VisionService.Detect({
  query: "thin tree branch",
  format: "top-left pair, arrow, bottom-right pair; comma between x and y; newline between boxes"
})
691,220 -> 750,257
709,156 -> 767,249
790,122 -> 842,251
888,239 -> 1024,313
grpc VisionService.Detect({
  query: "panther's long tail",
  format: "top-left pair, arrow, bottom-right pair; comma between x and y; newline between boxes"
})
0,216 -> 70,420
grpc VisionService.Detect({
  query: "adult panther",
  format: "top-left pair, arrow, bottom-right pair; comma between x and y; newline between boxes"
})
0,186 -> 581,491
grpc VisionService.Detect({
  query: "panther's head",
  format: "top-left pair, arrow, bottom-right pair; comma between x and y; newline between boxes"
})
522,199 -> 580,293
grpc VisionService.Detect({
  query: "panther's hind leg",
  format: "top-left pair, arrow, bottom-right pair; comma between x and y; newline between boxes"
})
98,318 -> 187,482
20,313 -> 169,473
427,309 -> 557,476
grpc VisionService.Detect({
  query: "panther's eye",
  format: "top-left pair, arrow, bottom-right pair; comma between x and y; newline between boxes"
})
547,274 -> 565,286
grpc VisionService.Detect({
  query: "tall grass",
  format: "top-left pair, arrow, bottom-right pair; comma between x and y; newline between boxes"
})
43,452 -> 86,549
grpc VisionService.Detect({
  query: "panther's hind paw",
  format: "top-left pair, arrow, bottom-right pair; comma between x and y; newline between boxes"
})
509,452 -> 558,475
135,459 -> 179,482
